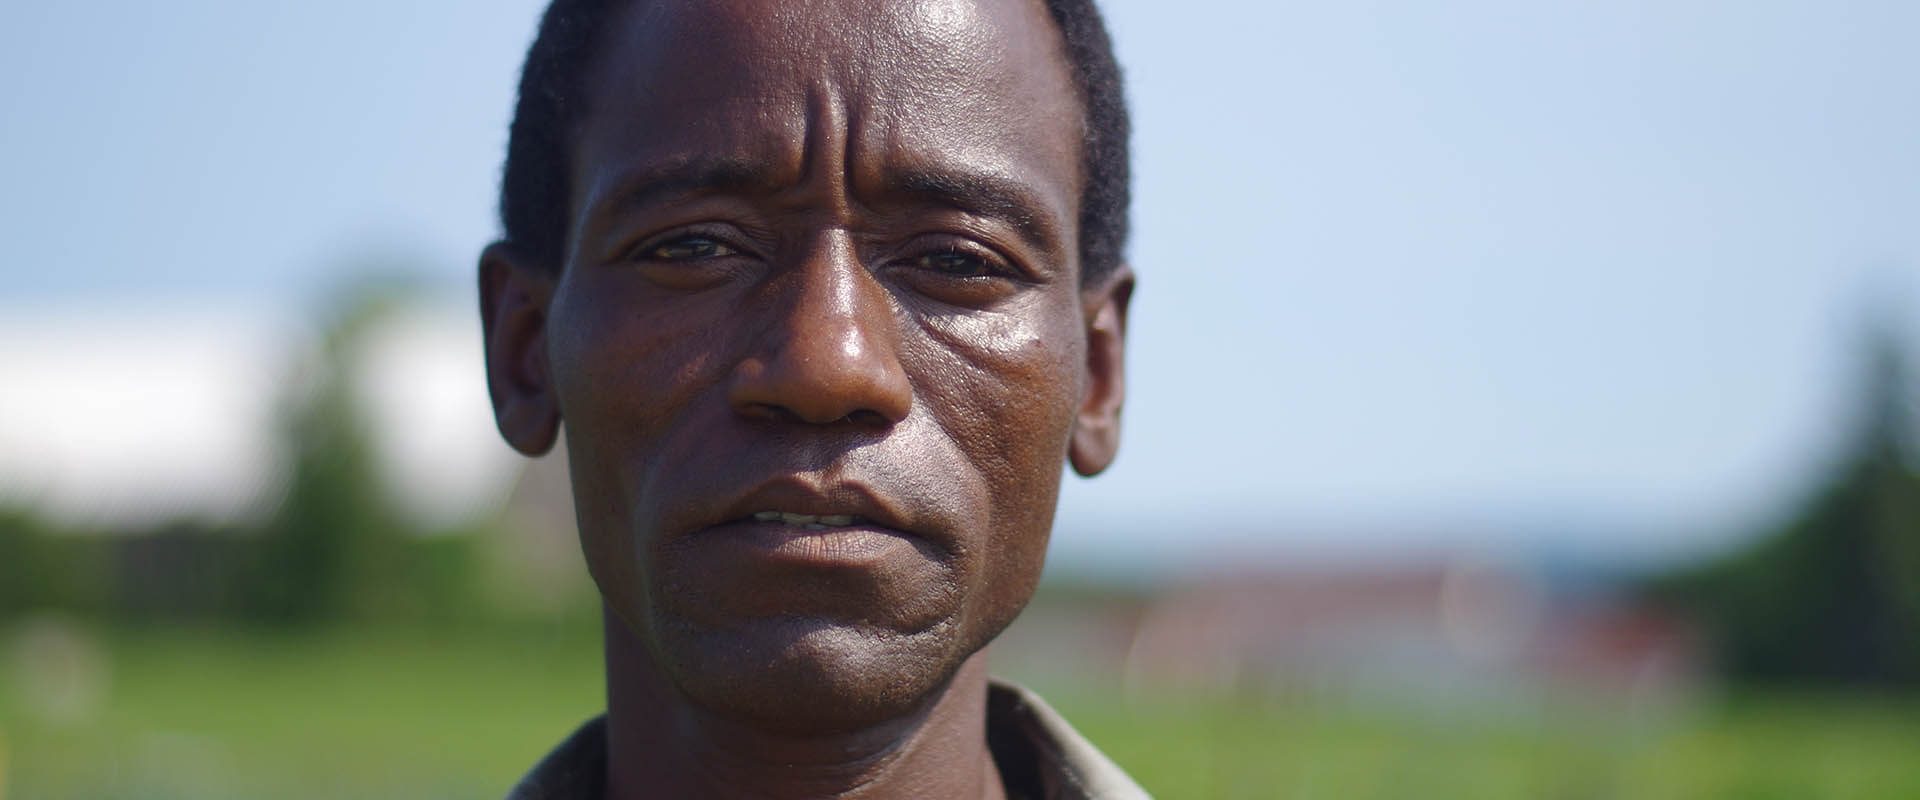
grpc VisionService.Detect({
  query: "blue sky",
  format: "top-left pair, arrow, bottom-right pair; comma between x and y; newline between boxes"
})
5,1 -> 1917,570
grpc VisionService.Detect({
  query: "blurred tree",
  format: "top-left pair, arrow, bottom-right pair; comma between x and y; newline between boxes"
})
1655,323 -> 1920,686
239,280 -> 417,627
0,506 -> 110,618
3,270 -> 489,628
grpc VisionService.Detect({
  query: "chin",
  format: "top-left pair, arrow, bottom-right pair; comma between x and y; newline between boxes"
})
650,613 -> 975,734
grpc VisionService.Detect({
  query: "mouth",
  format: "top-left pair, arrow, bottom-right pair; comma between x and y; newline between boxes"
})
710,513 -> 907,564
745,510 -> 869,530
653,477 -> 961,627
681,478 -> 945,568
702,478 -> 928,540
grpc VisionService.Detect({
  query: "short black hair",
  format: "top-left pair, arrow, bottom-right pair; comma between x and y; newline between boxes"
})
498,0 -> 1130,286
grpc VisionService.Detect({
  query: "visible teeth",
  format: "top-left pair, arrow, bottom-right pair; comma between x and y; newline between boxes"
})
751,511 -> 860,527
803,523 -> 827,530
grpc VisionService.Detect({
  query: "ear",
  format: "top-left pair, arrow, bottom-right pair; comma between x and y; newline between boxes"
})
1069,266 -> 1134,476
479,242 -> 561,456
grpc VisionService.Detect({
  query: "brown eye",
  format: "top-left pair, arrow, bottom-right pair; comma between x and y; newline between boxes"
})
647,236 -> 736,261
916,249 -> 992,278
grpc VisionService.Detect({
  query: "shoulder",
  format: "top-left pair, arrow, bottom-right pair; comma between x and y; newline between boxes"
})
986,680 -> 1153,800
506,715 -> 608,800
506,686 -> 1151,800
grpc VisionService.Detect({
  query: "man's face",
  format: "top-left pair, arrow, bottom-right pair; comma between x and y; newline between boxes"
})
484,0 -> 1128,729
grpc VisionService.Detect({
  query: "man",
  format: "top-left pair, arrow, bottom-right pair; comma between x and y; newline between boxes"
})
479,0 -> 1140,796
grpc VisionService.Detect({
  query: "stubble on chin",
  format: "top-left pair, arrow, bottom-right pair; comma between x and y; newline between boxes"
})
642,612 -> 977,735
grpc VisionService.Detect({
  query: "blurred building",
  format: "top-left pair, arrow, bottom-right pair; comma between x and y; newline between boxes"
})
1004,559 -> 1703,713
0,302 -> 517,531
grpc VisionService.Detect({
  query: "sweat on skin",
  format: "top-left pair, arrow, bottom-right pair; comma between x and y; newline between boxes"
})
482,0 -> 1134,796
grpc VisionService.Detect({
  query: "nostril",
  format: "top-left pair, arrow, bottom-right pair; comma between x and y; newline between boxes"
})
737,404 -> 894,428
740,402 -> 801,424
842,409 -> 893,427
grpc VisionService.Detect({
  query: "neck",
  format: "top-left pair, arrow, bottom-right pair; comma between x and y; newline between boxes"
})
600,611 -> 1007,800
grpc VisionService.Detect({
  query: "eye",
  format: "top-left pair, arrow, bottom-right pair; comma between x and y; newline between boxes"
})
623,229 -> 755,291
643,235 -> 738,261
913,244 -> 1021,278
915,249 -> 994,278
891,240 -> 1029,308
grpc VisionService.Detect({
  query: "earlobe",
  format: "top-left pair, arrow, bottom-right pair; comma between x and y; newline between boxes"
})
1069,267 -> 1134,477
479,242 -> 561,456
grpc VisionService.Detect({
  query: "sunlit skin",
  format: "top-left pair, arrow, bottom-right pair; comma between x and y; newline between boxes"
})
480,0 -> 1131,796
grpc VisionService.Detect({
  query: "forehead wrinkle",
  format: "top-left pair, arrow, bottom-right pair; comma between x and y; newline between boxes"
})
853,0 -> 1081,233
586,155 -> 783,221
576,2 -> 865,221
837,0 -> 1080,256
573,0 -> 1082,255
871,0 -> 1014,108
797,82 -> 855,213
569,92 -> 814,249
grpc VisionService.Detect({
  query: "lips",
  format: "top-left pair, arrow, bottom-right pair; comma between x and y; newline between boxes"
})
666,473 -> 956,563
707,478 -> 916,537
749,510 -> 860,527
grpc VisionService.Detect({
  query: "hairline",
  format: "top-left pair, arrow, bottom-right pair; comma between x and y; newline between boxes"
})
499,0 -> 1128,287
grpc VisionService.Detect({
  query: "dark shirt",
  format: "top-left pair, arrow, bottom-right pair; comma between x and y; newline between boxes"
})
507,681 -> 1150,799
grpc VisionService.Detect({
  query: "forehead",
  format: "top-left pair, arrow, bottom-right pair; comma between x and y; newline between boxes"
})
569,0 -> 1083,238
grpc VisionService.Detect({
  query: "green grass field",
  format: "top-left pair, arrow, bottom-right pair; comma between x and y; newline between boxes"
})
3,625 -> 1917,799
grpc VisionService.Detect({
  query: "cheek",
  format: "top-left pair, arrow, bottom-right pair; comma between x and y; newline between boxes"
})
549,275 -> 733,467
919,296 -> 1085,472
551,276 -> 722,405
547,276 -> 730,604
913,296 -> 1085,610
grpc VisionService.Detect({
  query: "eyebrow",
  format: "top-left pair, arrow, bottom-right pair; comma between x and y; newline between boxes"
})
586,157 -> 1066,256
879,168 -> 1064,255
600,156 -> 786,215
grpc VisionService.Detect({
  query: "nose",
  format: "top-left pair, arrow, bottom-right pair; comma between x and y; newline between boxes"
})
728,236 -> 913,427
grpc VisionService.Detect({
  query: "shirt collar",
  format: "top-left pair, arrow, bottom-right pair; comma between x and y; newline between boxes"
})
506,680 -> 1150,800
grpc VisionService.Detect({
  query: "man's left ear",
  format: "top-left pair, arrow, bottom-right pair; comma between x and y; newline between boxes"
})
1070,266 -> 1134,477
